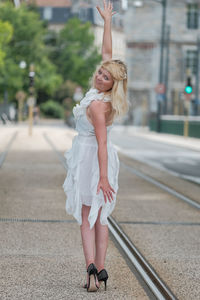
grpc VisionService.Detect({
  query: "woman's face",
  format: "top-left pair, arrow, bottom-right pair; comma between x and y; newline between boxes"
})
95,67 -> 114,92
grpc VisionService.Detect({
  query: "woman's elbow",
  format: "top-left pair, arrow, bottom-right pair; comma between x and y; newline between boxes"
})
97,139 -> 107,148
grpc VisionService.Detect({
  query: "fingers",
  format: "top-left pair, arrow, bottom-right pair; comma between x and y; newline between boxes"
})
96,5 -> 103,17
104,193 -> 107,203
96,183 -> 100,195
97,180 -> 116,203
102,0 -> 114,12
103,188 -> 115,203
108,190 -> 113,201
110,186 -> 115,194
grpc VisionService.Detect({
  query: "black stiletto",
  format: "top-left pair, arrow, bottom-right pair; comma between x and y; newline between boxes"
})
97,269 -> 108,291
86,263 -> 99,292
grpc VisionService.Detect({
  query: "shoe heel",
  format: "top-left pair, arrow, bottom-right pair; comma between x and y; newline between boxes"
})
104,279 -> 107,291
97,269 -> 108,291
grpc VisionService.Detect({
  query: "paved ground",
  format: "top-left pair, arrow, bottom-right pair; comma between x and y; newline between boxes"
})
1,122 -> 200,300
0,125 -> 148,300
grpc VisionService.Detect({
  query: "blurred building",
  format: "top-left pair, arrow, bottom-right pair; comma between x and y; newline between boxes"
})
125,0 -> 200,125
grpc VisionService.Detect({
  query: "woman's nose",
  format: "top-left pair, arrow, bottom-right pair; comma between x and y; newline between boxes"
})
97,74 -> 103,81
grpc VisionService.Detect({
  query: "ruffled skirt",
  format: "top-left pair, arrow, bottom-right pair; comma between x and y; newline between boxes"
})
62,134 -> 119,229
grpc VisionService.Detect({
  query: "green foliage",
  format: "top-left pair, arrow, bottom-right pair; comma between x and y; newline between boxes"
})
0,2 -> 62,103
55,80 -> 77,103
52,18 -> 101,90
0,20 -> 13,67
0,3 -> 100,111
40,100 -> 64,119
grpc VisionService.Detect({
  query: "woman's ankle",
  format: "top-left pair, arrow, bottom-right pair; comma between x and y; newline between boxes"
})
86,261 -> 95,270
95,264 -> 105,273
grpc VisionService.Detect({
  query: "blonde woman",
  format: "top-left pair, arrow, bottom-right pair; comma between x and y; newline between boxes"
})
63,0 -> 128,292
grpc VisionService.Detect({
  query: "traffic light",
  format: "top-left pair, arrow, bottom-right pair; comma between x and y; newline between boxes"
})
185,77 -> 193,94
29,71 -> 35,87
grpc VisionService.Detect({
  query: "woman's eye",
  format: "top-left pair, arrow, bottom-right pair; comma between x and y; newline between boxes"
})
98,70 -> 102,74
104,76 -> 108,80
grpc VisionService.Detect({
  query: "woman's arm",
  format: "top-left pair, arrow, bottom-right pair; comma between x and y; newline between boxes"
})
97,1 -> 116,61
89,100 -> 115,203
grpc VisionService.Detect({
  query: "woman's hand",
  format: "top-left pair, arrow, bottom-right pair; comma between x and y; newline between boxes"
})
96,0 -> 116,21
97,176 -> 115,203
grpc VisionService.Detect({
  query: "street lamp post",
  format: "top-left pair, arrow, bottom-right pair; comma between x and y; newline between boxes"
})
196,35 -> 200,115
18,61 -> 27,122
133,0 -> 168,131
27,64 -> 35,136
153,0 -> 167,132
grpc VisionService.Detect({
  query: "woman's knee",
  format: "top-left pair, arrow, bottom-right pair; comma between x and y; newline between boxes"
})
81,205 -> 90,225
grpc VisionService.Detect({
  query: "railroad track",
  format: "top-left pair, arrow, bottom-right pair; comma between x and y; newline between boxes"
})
1,130 -> 199,299
43,132 -> 188,300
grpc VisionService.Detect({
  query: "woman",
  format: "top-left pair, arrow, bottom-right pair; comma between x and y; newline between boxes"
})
63,0 -> 128,292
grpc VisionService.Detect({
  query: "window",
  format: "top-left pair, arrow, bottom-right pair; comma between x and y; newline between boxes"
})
187,4 -> 199,29
43,7 -> 52,21
186,50 -> 198,75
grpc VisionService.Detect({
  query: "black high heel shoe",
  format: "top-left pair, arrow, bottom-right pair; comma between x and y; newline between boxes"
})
86,263 -> 99,292
97,269 -> 108,291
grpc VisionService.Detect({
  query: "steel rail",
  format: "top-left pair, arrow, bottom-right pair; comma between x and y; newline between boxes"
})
108,216 -> 177,300
0,131 -> 18,168
120,161 -> 200,210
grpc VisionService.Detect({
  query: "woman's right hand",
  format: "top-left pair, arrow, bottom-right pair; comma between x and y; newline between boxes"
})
96,0 -> 116,21
96,176 -> 115,203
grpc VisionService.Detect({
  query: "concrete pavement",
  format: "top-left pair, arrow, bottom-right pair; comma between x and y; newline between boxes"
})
113,125 -> 200,151
0,124 -> 148,300
1,121 -> 200,299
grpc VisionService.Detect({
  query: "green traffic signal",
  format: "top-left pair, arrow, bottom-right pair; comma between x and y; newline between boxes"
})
185,76 -> 193,94
185,86 -> 193,94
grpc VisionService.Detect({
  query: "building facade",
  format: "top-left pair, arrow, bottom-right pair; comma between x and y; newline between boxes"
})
125,0 -> 200,125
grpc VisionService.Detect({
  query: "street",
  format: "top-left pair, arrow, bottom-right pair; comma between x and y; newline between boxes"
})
110,126 -> 200,184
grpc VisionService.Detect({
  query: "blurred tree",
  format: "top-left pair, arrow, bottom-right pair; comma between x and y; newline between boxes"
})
50,18 -> 101,91
0,20 -> 13,67
0,2 -> 62,103
55,80 -> 77,103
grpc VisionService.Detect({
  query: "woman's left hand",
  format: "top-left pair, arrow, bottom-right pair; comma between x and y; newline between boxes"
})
96,0 -> 116,21
96,177 -> 115,203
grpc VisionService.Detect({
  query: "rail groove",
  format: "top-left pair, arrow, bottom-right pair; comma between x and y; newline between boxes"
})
120,161 -> 200,210
0,131 -> 18,168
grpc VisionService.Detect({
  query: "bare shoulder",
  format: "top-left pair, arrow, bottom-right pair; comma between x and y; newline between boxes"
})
87,100 -> 113,126
89,100 -> 110,114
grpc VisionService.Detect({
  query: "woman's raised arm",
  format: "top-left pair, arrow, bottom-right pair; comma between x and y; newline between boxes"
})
96,1 -> 116,61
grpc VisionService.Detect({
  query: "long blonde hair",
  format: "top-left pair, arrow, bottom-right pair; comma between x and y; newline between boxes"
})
92,59 -> 129,119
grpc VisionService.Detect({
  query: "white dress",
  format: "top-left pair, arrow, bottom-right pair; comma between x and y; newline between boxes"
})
62,88 -> 119,229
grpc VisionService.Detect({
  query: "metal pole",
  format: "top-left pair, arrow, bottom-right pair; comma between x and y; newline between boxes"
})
159,0 -> 167,84
196,35 -> 200,115
164,24 -> 170,114
157,0 -> 167,131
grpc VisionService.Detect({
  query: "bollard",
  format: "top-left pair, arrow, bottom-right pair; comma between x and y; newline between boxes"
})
27,96 -> 35,136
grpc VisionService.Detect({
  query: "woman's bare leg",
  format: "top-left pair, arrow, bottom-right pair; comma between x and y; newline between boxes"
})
95,207 -> 109,272
80,205 -> 95,268
80,205 -> 99,288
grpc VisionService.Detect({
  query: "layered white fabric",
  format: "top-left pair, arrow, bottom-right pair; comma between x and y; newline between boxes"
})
62,88 -> 119,229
